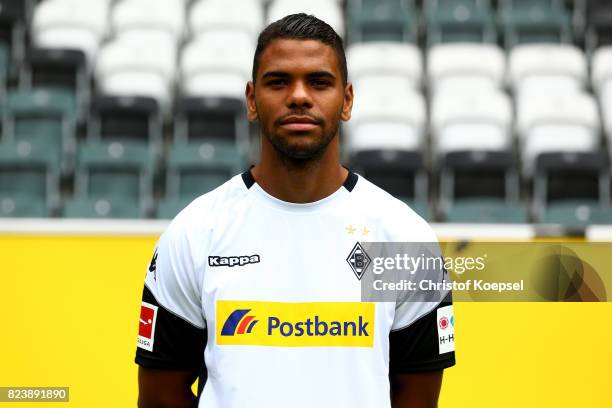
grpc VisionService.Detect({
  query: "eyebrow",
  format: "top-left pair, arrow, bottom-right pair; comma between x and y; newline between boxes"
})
261,71 -> 290,80
307,71 -> 336,81
260,70 -> 337,81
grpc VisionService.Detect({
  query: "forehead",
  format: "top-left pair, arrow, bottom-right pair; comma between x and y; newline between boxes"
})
256,39 -> 340,78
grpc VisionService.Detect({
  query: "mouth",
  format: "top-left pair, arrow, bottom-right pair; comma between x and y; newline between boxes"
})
279,116 -> 320,132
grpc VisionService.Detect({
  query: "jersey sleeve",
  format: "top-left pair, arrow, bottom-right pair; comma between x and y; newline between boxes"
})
135,216 -> 207,371
389,292 -> 455,373
389,213 -> 456,374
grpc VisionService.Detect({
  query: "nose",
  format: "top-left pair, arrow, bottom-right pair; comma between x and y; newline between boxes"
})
286,80 -> 313,109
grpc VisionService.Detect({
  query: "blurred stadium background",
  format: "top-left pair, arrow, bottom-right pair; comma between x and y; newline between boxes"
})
0,0 -> 611,236
1,1 -> 612,407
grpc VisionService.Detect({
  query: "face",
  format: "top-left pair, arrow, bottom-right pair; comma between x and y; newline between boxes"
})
246,39 -> 353,161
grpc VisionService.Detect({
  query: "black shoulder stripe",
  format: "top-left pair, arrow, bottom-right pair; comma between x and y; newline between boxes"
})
391,291 -> 453,333
143,283 -> 205,329
135,285 -> 207,371
389,292 -> 455,374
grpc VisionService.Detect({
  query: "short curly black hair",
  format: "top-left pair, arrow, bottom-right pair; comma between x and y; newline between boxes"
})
252,13 -> 348,85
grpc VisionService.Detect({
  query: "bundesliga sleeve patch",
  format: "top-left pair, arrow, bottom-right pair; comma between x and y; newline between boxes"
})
138,302 -> 158,352
436,305 -> 455,354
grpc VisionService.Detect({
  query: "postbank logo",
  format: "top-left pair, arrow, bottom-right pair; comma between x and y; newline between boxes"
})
220,309 -> 259,335
216,301 -> 375,347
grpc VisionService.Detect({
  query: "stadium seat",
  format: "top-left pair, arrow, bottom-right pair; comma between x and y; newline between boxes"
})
445,199 -> 528,223
508,44 -> 587,97
2,88 -> 78,171
0,140 -> 60,217
160,141 -> 244,216
533,152 -> 611,224
111,0 -> 185,53
0,0 -> 26,79
500,0 -> 573,47
31,0 -> 109,65
425,0 -> 497,45
345,88 -> 426,154
0,0 -> 31,22
96,40 -> 177,110
427,43 -> 506,94
517,91 -> 600,175
66,141 -> 155,218
439,151 -> 526,223
430,89 -> 513,158
156,197 -> 194,220
180,38 -> 253,99
592,47 -> 612,139
501,1 -> 567,12
267,0 -> 345,36
88,96 -> 162,150
189,0 -> 264,47
346,42 -> 422,92
586,0 -> 612,49
350,149 -> 430,219
20,48 -> 88,118
543,200 -> 612,227
592,46 -> 612,99
0,41 -> 9,87
63,197 -> 144,219
347,0 -> 417,43
174,96 -> 250,153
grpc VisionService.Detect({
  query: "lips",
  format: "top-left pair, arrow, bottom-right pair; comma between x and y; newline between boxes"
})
279,116 -> 320,132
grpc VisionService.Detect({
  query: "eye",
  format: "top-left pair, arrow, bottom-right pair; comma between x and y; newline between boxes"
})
267,78 -> 288,87
311,79 -> 331,88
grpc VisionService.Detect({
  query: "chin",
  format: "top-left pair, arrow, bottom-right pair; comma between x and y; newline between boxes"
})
274,139 -> 327,161
266,128 -> 336,162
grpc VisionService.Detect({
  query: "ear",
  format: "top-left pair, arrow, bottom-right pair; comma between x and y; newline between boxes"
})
245,81 -> 258,122
340,82 -> 353,122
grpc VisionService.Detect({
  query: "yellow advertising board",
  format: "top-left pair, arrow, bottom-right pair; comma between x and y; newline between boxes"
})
0,235 -> 610,407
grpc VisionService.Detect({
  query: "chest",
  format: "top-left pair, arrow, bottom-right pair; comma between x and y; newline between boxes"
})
202,213 -> 373,302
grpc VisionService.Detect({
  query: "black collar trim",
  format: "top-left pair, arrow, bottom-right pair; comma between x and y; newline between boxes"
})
342,168 -> 358,192
241,165 -> 256,189
241,165 -> 358,192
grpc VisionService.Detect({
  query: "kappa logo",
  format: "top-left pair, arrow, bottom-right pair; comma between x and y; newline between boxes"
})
209,254 -> 261,267
346,242 -> 371,280
220,309 -> 259,336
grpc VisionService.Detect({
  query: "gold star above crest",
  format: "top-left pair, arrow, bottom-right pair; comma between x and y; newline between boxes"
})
346,224 -> 356,235
361,227 -> 370,236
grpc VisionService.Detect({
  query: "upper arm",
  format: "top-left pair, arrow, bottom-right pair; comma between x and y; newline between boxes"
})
135,217 -> 208,403
390,292 -> 455,373
388,222 -> 456,403
388,289 -> 455,407
138,366 -> 199,408
390,371 -> 444,408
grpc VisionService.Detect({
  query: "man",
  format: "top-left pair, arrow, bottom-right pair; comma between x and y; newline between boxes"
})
136,14 -> 455,408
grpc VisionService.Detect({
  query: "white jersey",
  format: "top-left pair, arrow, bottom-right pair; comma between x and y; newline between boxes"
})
136,168 -> 455,408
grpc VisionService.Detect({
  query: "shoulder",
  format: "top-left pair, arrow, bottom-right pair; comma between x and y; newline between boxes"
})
352,174 -> 438,243
163,173 -> 250,243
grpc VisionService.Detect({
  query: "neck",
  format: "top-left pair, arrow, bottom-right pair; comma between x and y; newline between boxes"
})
251,137 -> 348,203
